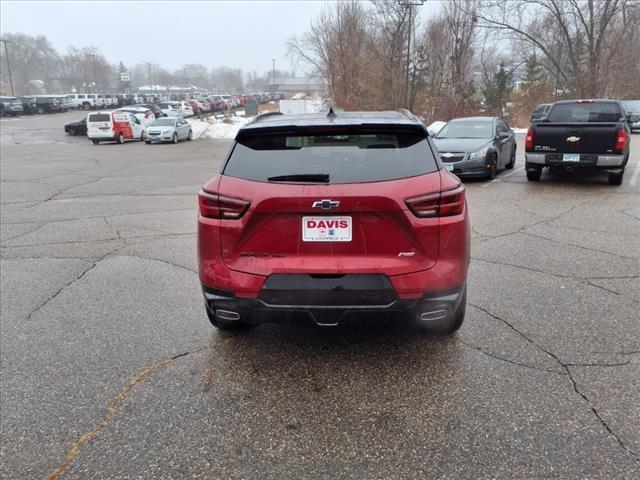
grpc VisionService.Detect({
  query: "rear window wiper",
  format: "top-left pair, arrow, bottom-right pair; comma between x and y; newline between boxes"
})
267,174 -> 330,183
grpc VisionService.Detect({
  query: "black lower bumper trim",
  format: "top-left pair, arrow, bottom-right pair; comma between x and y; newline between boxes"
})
202,283 -> 466,327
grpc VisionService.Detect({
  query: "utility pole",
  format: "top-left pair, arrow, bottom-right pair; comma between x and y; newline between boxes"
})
0,39 -> 15,96
401,1 -> 424,110
272,58 -> 276,90
147,62 -> 153,92
153,64 -> 158,93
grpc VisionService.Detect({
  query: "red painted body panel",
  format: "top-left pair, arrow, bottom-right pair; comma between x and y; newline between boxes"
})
198,169 -> 469,299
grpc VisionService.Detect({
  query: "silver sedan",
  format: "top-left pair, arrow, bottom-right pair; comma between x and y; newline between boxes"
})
145,117 -> 192,144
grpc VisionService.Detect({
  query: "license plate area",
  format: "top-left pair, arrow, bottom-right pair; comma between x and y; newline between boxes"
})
563,153 -> 580,162
443,163 -> 454,171
302,216 -> 352,242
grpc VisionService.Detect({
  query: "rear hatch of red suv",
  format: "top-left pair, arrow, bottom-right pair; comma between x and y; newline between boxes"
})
211,122 -> 443,277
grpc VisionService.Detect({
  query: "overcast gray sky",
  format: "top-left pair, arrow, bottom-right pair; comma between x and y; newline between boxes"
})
1,1 -> 442,73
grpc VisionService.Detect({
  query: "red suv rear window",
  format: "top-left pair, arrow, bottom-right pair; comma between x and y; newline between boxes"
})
224,128 -> 438,184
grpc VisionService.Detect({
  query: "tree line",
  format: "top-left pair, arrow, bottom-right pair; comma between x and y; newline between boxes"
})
0,33 -> 289,95
288,0 -> 640,124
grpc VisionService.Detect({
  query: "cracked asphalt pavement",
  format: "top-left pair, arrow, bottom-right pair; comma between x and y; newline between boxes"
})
1,111 -> 639,479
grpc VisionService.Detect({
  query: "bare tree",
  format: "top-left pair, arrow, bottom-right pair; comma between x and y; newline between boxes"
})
473,0 -> 640,98
288,1 -> 380,109
371,0 -> 411,109
412,0 -> 479,119
0,33 -> 60,94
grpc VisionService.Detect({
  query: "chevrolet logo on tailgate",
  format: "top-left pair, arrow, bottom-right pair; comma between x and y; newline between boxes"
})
312,199 -> 340,210
566,136 -> 581,143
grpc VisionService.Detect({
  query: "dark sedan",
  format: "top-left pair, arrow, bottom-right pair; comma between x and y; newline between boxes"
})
433,116 -> 517,180
138,103 -> 164,119
64,118 -> 87,136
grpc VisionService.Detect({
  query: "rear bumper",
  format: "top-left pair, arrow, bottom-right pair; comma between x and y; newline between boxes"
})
202,283 -> 466,327
525,152 -> 626,168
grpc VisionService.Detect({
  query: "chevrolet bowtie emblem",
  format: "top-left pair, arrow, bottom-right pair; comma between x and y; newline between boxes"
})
312,199 -> 340,210
566,136 -> 581,143
441,152 -> 454,158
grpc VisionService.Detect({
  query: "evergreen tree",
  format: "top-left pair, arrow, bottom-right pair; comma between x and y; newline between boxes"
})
482,62 -> 512,116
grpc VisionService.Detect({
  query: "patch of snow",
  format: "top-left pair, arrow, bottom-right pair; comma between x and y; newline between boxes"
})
512,128 -> 528,134
187,115 -> 253,140
427,121 -> 446,136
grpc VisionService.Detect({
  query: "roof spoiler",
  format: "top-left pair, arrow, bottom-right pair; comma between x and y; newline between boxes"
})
252,111 -> 284,123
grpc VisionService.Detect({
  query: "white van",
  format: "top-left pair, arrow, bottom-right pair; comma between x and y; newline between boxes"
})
87,111 -> 146,144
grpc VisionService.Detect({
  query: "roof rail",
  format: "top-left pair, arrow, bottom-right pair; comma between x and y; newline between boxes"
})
253,111 -> 284,123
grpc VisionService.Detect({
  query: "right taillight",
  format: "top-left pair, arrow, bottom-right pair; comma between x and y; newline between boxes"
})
198,190 -> 250,219
525,127 -> 535,150
406,185 -> 465,218
615,128 -> 627,152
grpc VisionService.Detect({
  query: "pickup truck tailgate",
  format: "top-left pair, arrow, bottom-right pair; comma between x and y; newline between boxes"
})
533,123 -> 619,154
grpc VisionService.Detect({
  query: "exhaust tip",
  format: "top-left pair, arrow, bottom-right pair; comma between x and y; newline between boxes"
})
216,309 -> 240,321
419,309 -> 448,322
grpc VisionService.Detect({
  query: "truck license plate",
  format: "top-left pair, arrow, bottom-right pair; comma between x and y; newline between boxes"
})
444,163 -> 454,171
302,216 -> 352,242
563,154 -> 580,162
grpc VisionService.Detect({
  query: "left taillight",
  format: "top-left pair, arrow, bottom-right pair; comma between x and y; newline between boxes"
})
525,127 -> 535,150
198,190 -> 250,219
615,129 -> 628,153
405,185 -> 465,218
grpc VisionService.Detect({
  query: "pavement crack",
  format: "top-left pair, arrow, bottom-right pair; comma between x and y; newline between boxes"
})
43,334 -> 242,480
566,366 -> 640,464
24,243 -> 130,322
472,257 -> 639,282
469,303 -> 640,465
564,361 -> 631,367
520,231 -> 638,261
25,262 -> 97,322
457,338 -> 565,375
111,254 -> 197,274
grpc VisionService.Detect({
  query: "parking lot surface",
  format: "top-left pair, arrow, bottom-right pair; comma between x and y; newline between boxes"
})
1,112 -> 639,479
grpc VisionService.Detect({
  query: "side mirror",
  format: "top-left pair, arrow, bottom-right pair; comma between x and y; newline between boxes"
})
626,114 -> 633,124
497,131 -> 510,139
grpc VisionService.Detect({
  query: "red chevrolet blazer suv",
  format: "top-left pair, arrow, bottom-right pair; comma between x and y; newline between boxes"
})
197,110 -> 470,333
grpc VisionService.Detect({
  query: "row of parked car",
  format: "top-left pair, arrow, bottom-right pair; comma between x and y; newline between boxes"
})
63,98 -> 214,137
2,90 -> 287,117
64,105 -> 195,145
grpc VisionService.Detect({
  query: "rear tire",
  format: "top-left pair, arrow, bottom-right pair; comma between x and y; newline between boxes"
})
187,129 -> 192,141
172,133 -> 178,144
526,165 -> 542,181
92,139 -> 99,145
117,133 -> 125,144
145,140 -> 151,144
206,308 -> 253,331
608,171 -> 624,186
37,107 -> 44,114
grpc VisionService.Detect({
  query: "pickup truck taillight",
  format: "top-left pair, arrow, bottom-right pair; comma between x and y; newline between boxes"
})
198,190 -> 250,219
615,129 -> 628,153
525,127 -> 535,150
406,185 -> 466,218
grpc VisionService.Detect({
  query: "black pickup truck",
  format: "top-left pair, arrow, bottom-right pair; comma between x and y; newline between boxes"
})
525,99 -> 631,185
